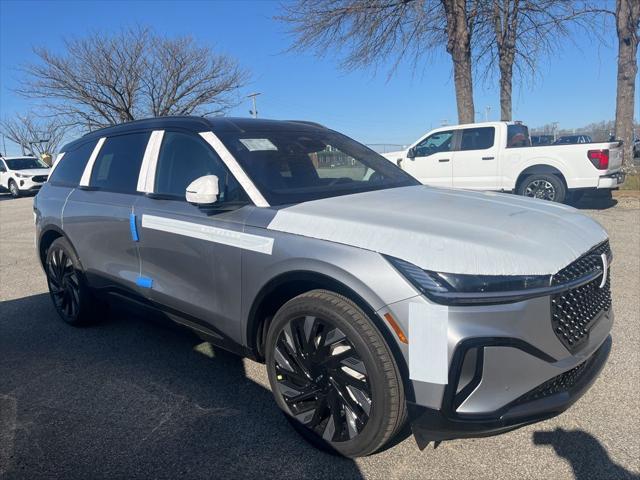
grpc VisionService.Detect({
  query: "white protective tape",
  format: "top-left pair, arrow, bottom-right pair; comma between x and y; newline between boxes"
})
137,130 -> 165,193
408,302 -> 449,384
79,137 -> 106,187
141,214 -> 274,254
267,185 -> 608,275
48,152 -> 65,177
199,131 -> 269,207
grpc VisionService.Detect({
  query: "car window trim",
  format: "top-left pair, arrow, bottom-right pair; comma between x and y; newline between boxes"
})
199,131 -> 269,207
79,137 -> 106,187
137,130 -> 165,193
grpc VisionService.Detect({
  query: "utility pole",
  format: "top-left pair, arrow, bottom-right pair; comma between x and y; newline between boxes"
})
247,92 -> 261,118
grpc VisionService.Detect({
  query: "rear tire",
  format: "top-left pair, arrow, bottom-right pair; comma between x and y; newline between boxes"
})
265,289 -> 406,457
45,237 -> 106,326
517,174 -> 566,203
8,180 -> 20,198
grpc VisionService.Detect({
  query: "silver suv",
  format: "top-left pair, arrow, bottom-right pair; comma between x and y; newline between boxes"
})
35,117 -> 613,457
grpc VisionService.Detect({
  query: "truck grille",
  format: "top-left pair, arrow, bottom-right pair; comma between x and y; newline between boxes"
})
32,175 -> 48,183
551,241 -> 612,353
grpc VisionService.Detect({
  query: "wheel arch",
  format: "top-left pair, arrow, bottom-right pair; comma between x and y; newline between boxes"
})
246,270 -> 415,402
38,225 -> 83,271
515,164 -> 568,192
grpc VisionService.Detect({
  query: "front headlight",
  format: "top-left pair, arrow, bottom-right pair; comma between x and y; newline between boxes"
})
386,256 -> 553,306
15,172 -> 32,178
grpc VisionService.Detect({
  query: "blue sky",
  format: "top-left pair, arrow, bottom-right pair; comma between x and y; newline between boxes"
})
0,0 -> 637,154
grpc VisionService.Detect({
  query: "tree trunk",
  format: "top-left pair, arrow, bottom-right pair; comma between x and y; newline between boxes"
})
499,59 -> 513,121
443,0 -> 475,124
614,0 -> 640,170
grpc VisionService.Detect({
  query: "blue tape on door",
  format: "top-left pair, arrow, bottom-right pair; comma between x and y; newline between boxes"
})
129,213 -> 139,242
136,277 -> 153,288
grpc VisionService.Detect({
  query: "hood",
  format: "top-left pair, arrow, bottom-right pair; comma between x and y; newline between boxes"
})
11,168 -> 50,176
266,186 -> 608,276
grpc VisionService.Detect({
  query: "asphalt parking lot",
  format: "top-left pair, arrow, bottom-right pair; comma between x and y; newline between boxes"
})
1,193 -> 639,480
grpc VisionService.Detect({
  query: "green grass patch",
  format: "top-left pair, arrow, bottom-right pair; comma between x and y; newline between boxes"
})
621,173 -> 640,190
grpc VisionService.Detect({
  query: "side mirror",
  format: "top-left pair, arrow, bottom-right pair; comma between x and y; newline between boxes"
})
407,147 -> 416,159
186,175 -> 219,205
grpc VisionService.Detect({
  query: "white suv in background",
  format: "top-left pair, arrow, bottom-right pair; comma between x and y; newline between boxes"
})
0,156 -> 51,197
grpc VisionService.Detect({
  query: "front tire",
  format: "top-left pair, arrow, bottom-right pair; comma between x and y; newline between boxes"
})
8,180 -> 20,198
265,290 -> 406,457
517,174 -> 566,203
45,237 -> 105,326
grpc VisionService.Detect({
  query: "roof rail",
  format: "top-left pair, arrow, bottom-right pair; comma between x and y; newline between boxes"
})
285,120 -> 327,129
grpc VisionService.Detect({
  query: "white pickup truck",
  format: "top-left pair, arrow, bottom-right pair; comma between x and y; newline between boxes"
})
383,122 -> 625,203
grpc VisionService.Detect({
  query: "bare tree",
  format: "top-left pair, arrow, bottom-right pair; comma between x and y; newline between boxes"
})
18,28 -> 248,129
0,114 -> 67,163
279,0 -> 477,124
614,0 -> 639,168
475,0 -> 608,121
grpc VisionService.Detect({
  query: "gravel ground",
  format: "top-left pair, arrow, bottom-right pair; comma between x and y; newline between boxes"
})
1,193 -> 639,480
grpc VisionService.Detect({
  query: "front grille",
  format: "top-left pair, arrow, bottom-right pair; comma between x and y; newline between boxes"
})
32,175 -> 48,183
551,241 -> 612,352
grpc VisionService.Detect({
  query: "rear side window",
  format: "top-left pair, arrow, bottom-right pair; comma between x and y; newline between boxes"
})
154,131 -> 247,202
49,140 -> 97,187
89,132 -> 150,193
459,127 -> 495,151
507,124 -> 531,148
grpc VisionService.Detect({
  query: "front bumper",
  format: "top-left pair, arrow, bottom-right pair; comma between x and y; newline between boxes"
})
408,335 -> 611,448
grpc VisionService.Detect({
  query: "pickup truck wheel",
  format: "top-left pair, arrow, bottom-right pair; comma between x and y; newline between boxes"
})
265,290 -> 406,457
8,180 -> 20,198
517,174 -> 566,203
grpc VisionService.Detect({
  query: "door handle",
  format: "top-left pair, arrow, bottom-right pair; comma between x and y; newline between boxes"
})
438,158 -> 450,162
482,156 -> 495,160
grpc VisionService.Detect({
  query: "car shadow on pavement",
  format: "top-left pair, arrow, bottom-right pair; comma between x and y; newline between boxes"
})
570,193 -> 618,210
533,428 -> 639,480
0,293 -> 365,480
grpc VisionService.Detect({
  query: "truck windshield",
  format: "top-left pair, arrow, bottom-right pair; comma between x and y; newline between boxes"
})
5,157 -> 48,170
217,127 -> 419,205
506,124 -> 531,148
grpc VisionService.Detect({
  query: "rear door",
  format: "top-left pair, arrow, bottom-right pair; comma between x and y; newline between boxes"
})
451,126 -> 499,190
402,130 -> 454,187
133,129 -> 253,342
63,131 -> 150,291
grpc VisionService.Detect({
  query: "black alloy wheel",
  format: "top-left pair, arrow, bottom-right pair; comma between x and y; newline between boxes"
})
273,315 -> 372,442
46,245 -> 81,320
266,290 -> 406,457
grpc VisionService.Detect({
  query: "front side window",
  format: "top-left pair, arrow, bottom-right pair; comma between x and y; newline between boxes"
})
89,132 -> 150,193
218,127 -> 418,205
0,161 -> 6,172
5,157 -> 48,170
49,141 -> 97,187
414,131 -> 454,157
155,131 -> 247,203
460,127 -> 495,151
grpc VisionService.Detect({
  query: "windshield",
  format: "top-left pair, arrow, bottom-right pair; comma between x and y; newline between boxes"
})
5,157 -> 48,170
217,127 -> 419,205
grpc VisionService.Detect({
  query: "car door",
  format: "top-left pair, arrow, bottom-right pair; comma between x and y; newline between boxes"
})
133,129 -> 252,343
402,130 -> 454,187
62,131 -> 150,291
451,126 -> 499,190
